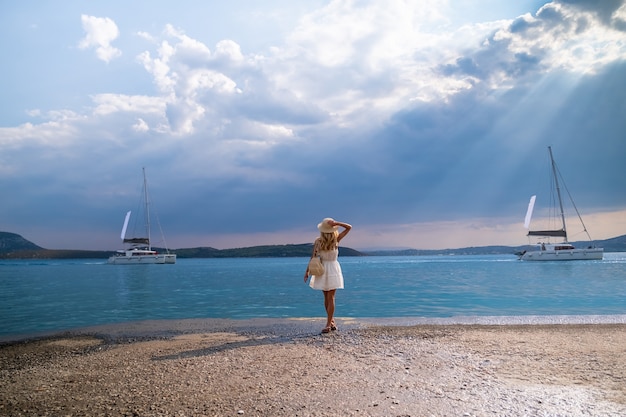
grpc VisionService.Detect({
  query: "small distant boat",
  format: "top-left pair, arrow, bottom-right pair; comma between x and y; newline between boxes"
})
108,168 -> 176,265
518,146 -> 603,261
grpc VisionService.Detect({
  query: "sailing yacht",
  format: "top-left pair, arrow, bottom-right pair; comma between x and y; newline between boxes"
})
107,168 -> 176,264
518,147 -> 603,261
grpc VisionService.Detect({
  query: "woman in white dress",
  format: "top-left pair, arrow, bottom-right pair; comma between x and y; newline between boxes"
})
304,217 -> 352,334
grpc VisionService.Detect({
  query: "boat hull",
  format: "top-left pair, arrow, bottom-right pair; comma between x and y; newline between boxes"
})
107,253 -> 176,264
162,254 -> 177,264
519,247 -> 603,261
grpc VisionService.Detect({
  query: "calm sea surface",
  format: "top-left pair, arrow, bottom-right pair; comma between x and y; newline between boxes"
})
1,254 -> 625,339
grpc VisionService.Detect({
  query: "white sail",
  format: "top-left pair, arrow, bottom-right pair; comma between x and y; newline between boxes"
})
120,211 -> 131,240
523,195 -> 536,229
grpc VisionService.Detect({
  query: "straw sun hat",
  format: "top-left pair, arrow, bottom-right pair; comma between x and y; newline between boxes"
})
317,217 -> 338,233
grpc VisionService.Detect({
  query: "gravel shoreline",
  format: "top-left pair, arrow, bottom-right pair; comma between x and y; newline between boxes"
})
2,319 -> 626,416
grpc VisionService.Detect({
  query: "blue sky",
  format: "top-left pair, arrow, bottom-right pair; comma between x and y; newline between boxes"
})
1,0 -> 625,251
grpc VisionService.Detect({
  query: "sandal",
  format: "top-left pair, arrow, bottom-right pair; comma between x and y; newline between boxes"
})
330,322 -> 338,331
321,326 -> 331,334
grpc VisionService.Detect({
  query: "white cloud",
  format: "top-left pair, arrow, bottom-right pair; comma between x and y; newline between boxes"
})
130,2 -> 568,139
136,31 -> 155,42
614,2 -> 626,28
137,48 -> 176,93
17,2 -> 626,149
135,27 -> 249,135
51,2 -> 626,161
183,69 -> 240,97
165,98 -> 205,135
0,110 -> 82,146
270,1 -> 503,125
91,94 -> 165,116
78,15 -> 122,63
163,24 -> 212,65
484,2 -> 626,80
214,40 -> 244,62
132,118 -> 150,132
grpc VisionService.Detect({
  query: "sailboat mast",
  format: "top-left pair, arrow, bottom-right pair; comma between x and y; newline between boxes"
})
142,167 -> 152,250
548,146 -> 567,241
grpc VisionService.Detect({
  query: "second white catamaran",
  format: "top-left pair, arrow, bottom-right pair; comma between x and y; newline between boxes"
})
519,147 -> 603,261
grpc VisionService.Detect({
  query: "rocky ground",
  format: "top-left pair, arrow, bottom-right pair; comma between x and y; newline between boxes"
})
1,320 -> 625,416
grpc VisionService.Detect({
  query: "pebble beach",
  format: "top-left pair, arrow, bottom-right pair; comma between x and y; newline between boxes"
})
1,318 -> 626,416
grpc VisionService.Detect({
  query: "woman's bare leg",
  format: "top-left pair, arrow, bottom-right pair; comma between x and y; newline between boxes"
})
323,290 -> 336,331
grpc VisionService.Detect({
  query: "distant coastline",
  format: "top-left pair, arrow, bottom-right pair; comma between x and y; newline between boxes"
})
1,231 -> 624,259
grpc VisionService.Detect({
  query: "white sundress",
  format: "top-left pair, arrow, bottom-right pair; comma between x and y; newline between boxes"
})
309,248 -> 344,291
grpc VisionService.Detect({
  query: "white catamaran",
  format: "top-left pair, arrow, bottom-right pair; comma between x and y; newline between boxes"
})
108,168 -> 176,264
518,146 -> 603,261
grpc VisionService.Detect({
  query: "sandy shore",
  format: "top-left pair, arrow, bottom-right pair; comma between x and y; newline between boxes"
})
1,319 -> 626,416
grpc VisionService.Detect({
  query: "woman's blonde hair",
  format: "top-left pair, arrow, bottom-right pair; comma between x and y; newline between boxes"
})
318,231 -> 338,251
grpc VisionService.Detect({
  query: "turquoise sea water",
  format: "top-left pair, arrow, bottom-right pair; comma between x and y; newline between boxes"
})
1,253 -> 625,339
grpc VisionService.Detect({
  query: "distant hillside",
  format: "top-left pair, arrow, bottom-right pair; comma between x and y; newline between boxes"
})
0,232 -> 43,252
1,231 -> 624,259
1,249 -> 117,259
0,231 -> 116,259
365,235 -> 626,256
0,232 -> 364,259
174,244 -> 363,258
364,245 -> 527,256
597,234 -> 626,252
